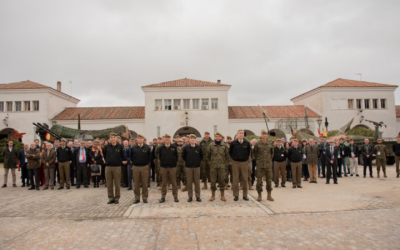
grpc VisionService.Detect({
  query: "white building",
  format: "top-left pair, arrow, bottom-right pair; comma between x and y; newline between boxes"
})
1,78 -> 398,143
291,78 -> 399,139
0,80 -> 79,142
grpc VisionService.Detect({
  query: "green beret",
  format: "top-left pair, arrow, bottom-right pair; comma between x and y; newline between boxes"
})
109,132 -> 118,137
261,130 -> 268,135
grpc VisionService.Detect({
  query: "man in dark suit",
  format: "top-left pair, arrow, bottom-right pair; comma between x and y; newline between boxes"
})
73,140 -> 90,188
361,138 -> 374,178
318,136 -> 328,178
325,140 -> 338,184
19,143 -> 30,187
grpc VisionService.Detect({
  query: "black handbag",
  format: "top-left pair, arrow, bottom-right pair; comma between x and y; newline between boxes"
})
90,164 -> 100,174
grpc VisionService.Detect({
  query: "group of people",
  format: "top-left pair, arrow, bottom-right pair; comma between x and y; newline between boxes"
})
2,130 -> 400,205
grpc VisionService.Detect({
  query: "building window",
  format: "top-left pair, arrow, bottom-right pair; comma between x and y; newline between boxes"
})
347,99 -> 354,109
202,99 -> 209,109
364,99 -> 370,109
372,99 -> 378,109
164,99 -> 171,110
211,99 -> 218,109
15,101 -> 21,111
24,101 -> 30,111
356,99 -> 362,109
173,99 -> 181,110
192,99 -> 199,109
33,101 -> 39,111
0,102 -> 3,112
183,99 -> 190,109
6,102 -> 13,111
155,99 -> 162,110
380,99 -> 386,109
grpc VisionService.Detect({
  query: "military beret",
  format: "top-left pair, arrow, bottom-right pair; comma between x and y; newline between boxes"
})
227,136 -> 232,140
109,132 -> 118,137
137,134 -> 144,139
164,134 -> 171,138
60,138 -> 67,142
261,129 -> 268,135
215,131 -> 222,136
204,131 -> 210,134
189,134 -> 197,139
117,136 -> 121,139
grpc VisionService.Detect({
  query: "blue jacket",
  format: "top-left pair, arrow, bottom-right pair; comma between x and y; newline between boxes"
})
19,149 -> 27,168
124,146 -> 131,163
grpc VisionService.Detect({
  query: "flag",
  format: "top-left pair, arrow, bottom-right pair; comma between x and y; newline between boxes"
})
45,133 -> 51,140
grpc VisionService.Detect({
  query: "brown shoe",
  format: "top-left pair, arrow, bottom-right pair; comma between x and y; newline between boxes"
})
220,190 -> 226,202
51,187 -> 54,190
181,185 -> 188,192
257,191 -> 262,201
43,187 -> 48,190
267,191 -> 274,201
209,191 -> 215,201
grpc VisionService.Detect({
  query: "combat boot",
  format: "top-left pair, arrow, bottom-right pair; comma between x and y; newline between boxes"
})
182,185 -> 188,191
257,191 -> 262,201
249,183 -> 254,190
220,190 -> 226,202
202,182 -> 208,190
267,191 -> 274,201
209,191 -> 215,201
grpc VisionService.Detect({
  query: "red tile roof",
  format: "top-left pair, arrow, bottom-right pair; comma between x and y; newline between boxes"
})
291,78 -> 398,101
142,78 -> 230,88
0,80 -> 50,89
52,107 -> 145,120
228,105 -> 320,119
396,105 -> 400,118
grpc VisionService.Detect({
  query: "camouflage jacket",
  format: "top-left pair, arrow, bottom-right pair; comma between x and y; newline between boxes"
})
374,144 -> 387,159
155,143 -> 164,161
208,142 -> 230,169
200,138 -> 214,160
177,145 -> 185,165
253,140 -> 274,167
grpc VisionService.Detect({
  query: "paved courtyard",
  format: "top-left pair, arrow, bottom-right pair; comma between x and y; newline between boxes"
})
0,166 -> 399,249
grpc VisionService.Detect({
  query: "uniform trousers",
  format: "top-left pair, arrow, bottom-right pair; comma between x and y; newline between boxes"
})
232,161 -> 248,197
274,161 -> 286,185
160,167 -> 177,198
186,167 -> 200,198
105,166 -> 121,201
133,165 -> 149,200
58,161 -> 71,187
290,161 -> 302,187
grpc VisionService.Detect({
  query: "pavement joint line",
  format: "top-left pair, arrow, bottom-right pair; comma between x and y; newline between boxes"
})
122,204 -> 136,217
248,193 -> 275,215
272,207 -> 400,216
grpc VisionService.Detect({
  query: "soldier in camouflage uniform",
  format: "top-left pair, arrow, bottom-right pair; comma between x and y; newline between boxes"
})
155,136 -> 164,190
200,131 -> 214,190
208,132 -> 230,201
224,136 -> 233,190
374,139 -> 387,178
254,130 -> 274,201
176,139 -> 187,190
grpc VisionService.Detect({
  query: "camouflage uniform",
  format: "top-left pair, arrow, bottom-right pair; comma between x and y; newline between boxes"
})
254,140 -> 274,193
176,145 -> 187,186
208,141 -> 230,191
200,138 -> 214,183
374,143 -> 387,177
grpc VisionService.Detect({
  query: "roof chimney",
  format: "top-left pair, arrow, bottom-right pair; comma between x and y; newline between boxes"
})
57,81 -> 61,91
217,80 -> 221,83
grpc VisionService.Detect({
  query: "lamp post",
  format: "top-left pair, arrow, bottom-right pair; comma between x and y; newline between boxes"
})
185,115 -> 188,126
324,117 -> 329,131
317,117 -> 322,130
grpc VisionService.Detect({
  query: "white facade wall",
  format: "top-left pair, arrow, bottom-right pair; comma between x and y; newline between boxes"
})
0,89 -> 78,143
292,87 -> 399,138
142,86 -> 230,139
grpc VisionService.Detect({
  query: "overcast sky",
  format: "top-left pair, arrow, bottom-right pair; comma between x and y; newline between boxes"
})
1,0 -> 399,107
